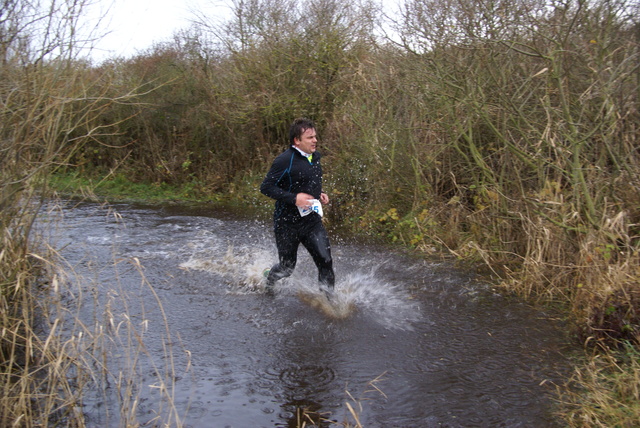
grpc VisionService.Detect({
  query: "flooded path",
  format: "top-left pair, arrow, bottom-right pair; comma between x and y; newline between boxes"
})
41,201 -> 575,427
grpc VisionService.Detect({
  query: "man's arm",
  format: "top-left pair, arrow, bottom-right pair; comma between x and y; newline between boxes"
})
260,154 -> 297,205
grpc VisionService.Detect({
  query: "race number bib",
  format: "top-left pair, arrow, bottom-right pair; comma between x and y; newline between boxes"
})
298,199 -> 323,217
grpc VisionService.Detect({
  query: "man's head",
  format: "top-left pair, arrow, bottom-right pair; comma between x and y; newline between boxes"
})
290,118 -> 317,154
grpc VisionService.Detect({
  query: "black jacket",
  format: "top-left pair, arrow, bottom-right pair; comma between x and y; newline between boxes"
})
260,147 -> 323,222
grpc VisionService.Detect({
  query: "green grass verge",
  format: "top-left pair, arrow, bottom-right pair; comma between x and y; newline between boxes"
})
49,172 -> 219,204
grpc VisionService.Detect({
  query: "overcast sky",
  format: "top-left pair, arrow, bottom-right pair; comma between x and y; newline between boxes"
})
84,0 -> 229,61
83,0 -> 400,62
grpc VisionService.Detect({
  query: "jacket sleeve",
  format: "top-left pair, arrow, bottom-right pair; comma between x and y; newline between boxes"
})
260,153 -> 297,205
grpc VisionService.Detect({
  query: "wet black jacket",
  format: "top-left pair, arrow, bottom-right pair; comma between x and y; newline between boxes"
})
260,147 -> 323,222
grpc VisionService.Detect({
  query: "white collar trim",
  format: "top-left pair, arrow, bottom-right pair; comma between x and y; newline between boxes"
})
293,146 -> 312,157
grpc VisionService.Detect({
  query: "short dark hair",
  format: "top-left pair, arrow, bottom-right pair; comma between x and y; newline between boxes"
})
289,118 -> 315,145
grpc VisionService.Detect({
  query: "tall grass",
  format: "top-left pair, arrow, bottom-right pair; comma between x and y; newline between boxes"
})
557,342 -> 640,427
0,1 -> 190,425
1,214 -> 188,425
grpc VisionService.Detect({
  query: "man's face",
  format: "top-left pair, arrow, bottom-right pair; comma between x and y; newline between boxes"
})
294,127 -> 317,154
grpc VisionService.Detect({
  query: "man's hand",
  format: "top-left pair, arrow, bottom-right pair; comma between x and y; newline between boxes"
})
295,193 -> 314,209
320,192 -> 329,205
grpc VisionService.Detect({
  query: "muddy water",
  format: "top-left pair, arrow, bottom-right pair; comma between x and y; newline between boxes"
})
43,201 -> 574,427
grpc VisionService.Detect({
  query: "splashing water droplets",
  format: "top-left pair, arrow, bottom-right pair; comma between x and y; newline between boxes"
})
181,242 -> 420,329
179,240 -> 276,293
337,269 -> 421,330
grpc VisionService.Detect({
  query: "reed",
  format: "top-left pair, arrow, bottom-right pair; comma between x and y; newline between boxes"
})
556,342 -> 640,427
1,201 -> 190,426
0,1 -> 190,425
286,373 -> 387,428
342,373 -> 387,428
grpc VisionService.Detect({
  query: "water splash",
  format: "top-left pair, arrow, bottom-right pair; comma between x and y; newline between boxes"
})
296,287 -> 356,320
181,244 -> 420,330
336,270 -> 421,330
180,244 -> 274,292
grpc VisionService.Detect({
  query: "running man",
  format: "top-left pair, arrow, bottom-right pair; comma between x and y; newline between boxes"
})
260,118 -> 335,293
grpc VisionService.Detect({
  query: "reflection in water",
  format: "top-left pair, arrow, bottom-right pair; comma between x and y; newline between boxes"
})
41,201 -> 575,427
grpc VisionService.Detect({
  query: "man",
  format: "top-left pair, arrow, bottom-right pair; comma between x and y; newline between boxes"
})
260,118 -> 335,294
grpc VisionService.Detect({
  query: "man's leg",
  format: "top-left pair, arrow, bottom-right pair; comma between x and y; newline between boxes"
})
266,221 -> 299,288
301,220 -> 335,289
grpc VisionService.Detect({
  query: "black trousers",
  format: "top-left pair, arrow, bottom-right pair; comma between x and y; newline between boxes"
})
267,215 -> 335,289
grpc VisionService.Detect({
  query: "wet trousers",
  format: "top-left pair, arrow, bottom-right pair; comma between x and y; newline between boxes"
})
266,216 -> 335,289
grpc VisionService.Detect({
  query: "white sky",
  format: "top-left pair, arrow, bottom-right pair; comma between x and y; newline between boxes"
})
82,0 -> 401,62
84,0 -> 230,61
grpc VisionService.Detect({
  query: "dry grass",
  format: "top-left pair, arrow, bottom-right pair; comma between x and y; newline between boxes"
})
289,373 -> 387,428
342,373 -> 387,428
0,202 -> 189,427
0,1 -> 188,423
556,343 -> 640,427
457,204 -> 640,427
